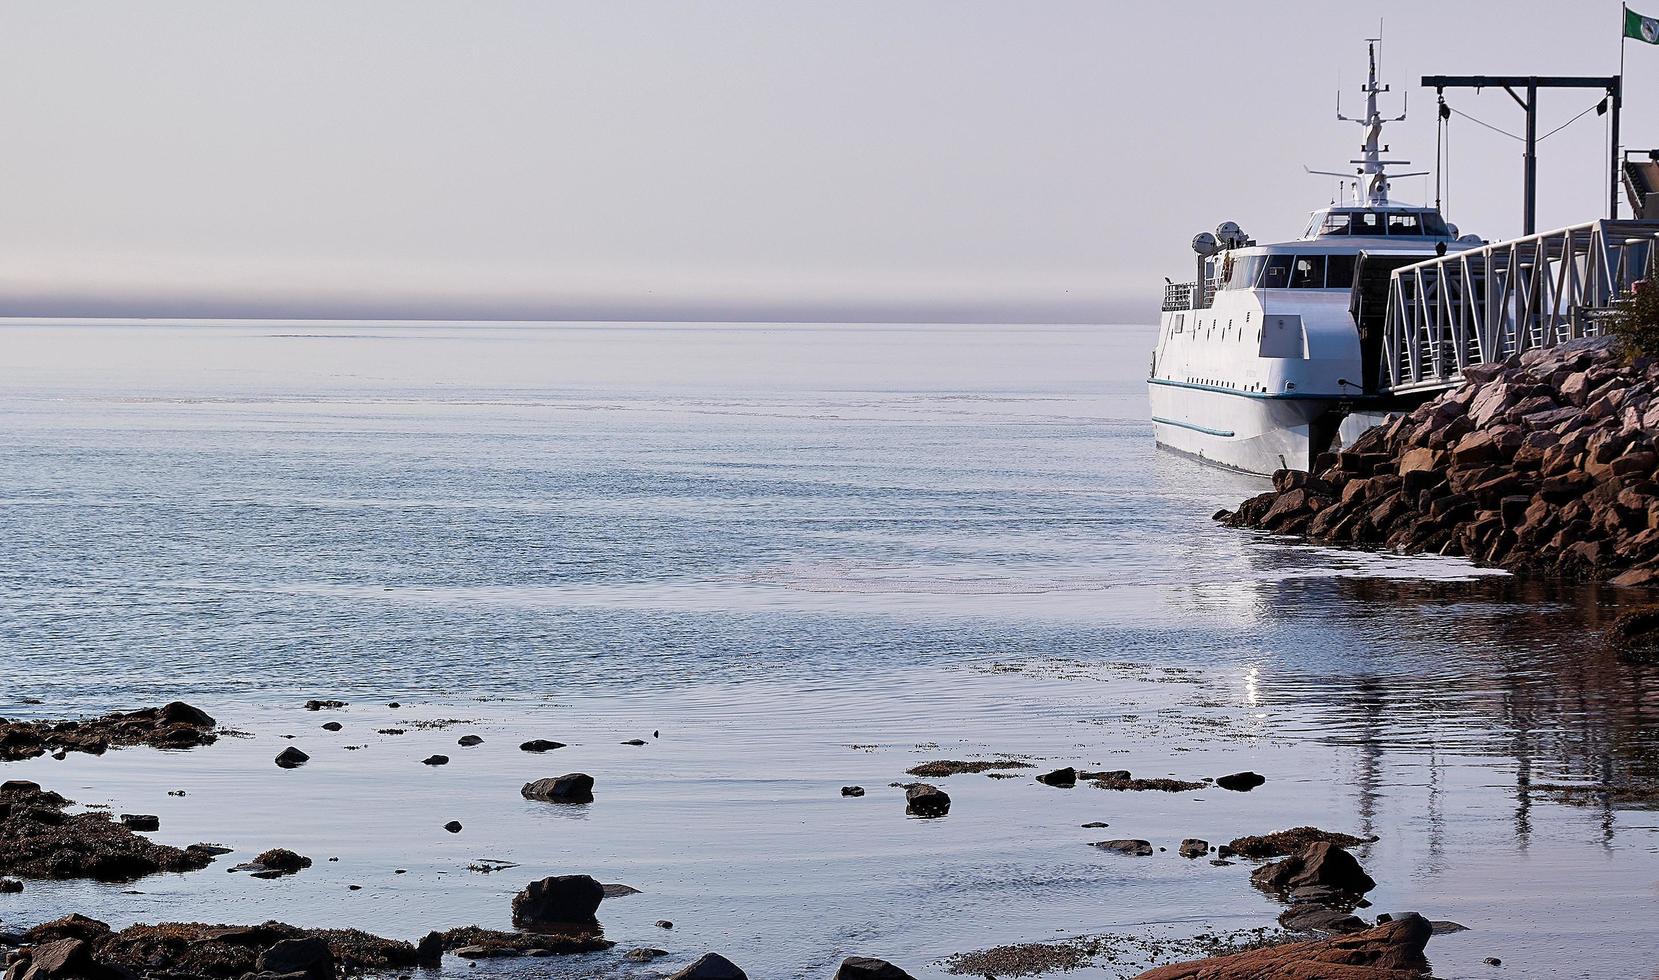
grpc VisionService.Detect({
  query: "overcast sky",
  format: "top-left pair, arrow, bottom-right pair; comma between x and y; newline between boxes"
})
0,1 -> 1648,323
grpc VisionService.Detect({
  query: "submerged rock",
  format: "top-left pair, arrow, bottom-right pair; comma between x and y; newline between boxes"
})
420,754 -> 449,766
835,956 -> 917,979
1090,839 -> 1153,856
840,786 -> 865,797
519,739 -> 566,753
905,759 -> 1032,777
668,952 -> 748,980
904,783 -> 950,817
0,783 -> 217,881
304,700 -> 347,710
240,848 -> 312,879
1091,774 -> 1205,792
521,773 -> 595,803
1224,826 -> 1375,859
457,734 -> 484,746
0,703 -> 217,763
1131,914 -> 1433,979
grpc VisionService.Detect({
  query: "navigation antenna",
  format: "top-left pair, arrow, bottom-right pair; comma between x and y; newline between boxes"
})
1307,37 -> 1425,207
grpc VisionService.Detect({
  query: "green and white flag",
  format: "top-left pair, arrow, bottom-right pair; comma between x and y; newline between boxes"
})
1627,7 -> 1659,44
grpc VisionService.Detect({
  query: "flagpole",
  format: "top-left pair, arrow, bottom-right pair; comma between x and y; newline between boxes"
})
1618,3 -> 1626,218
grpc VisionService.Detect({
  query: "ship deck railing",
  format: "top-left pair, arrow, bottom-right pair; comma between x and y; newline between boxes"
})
1380,218 -> 1659,394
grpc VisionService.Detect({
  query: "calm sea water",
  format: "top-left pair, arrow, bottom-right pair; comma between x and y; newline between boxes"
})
1,322 -> 1656,978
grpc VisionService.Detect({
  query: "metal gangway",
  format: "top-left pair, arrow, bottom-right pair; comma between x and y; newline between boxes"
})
1380,218 -> 1659,394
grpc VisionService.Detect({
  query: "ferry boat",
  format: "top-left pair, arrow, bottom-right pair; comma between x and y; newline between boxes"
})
1147,43 -> 1481,476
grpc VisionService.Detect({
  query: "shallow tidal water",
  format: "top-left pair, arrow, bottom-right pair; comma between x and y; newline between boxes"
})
1,321 -> 1657,979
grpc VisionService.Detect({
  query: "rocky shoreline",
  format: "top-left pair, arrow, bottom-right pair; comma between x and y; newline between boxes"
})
1218,336 -> 1659,586
0,703 -> 1487,979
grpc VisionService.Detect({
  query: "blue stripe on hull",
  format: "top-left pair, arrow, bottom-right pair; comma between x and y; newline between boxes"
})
1151,416 -> 1235,438
1147,377 -> 1361,401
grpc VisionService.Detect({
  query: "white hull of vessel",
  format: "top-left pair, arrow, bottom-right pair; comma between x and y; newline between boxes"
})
1148,381 -> 1338,476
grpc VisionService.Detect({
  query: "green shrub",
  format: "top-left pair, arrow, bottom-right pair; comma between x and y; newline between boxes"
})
1607,273 -> 1659,358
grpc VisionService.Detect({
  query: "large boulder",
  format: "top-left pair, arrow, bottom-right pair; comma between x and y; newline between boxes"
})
1130,914 -> 1432,979
256,937 -> 334,980
510,874 -> 605,930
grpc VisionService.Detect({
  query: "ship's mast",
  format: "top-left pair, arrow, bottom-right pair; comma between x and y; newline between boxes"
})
1337,40 -> 1408,207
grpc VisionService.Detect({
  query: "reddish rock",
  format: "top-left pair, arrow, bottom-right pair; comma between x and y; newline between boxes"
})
1131,915 -> 1432,980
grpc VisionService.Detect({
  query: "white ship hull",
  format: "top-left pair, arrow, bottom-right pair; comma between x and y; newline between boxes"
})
1148,380 -> 1339,476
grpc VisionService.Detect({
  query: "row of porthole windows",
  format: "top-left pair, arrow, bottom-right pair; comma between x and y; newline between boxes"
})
1171,310 -> 1257,342
1181,376 -> 1268,393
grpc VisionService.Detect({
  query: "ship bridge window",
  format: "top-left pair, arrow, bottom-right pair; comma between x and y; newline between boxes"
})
1260,255 -> 1293,289
1419,211 -> 1451,236
1351,211 -> 1384,236
1225,254 -> 1266,289
1386,212 -> 1423,236
1289,255 -> 1325,288
1326,253 -> 1357,288
1318,212 -> 1353,236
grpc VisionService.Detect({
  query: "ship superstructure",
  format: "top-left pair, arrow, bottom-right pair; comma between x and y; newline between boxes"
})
1148,43 -> 1480,475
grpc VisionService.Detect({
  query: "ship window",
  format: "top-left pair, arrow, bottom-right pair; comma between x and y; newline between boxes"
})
1326,254 -> 1357,288
1386,212 -> 1423,236
1420,211 -> 1451,236
1172,313 -> 1184,334
1352,211 -> 1383,235
1260,255 -> 1293,288
1320,212 -> 1353,236
1227,255 -> 1266,289
1290,255 -> 1326,288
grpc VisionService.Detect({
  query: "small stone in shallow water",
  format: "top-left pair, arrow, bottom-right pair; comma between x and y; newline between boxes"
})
321,722 -> 343,732
443,821 -> 462,833
656,920 -> 674,929
421,755 -> 449,766
457,734 -> 483,746
1036,767 -> 1077,787
167,790 -> 186,796
304,700 -> 347,711
521,773 -> 595,802
626,948 -> 669,962
621,738 -> 647,746
905,783 -> 950,817
841,786 -> 865,797
519,739 -> 566,753
1216,771 -> 1267,791
275,747 -> 309,769
1178,838 -> 1209,858
387,702 -> 401,708
0,877 -> 22,893
1080,821 -> 1110,828
1484,957 -> 1502,966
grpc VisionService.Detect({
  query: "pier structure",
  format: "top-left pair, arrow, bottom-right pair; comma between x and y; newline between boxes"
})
1378,218 -> 1659,395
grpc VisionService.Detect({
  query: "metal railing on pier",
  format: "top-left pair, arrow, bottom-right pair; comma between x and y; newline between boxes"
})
1381,219 -> 1659,394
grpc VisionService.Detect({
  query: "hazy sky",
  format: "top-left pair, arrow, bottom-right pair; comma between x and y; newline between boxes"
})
0,1 -> 1648,323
